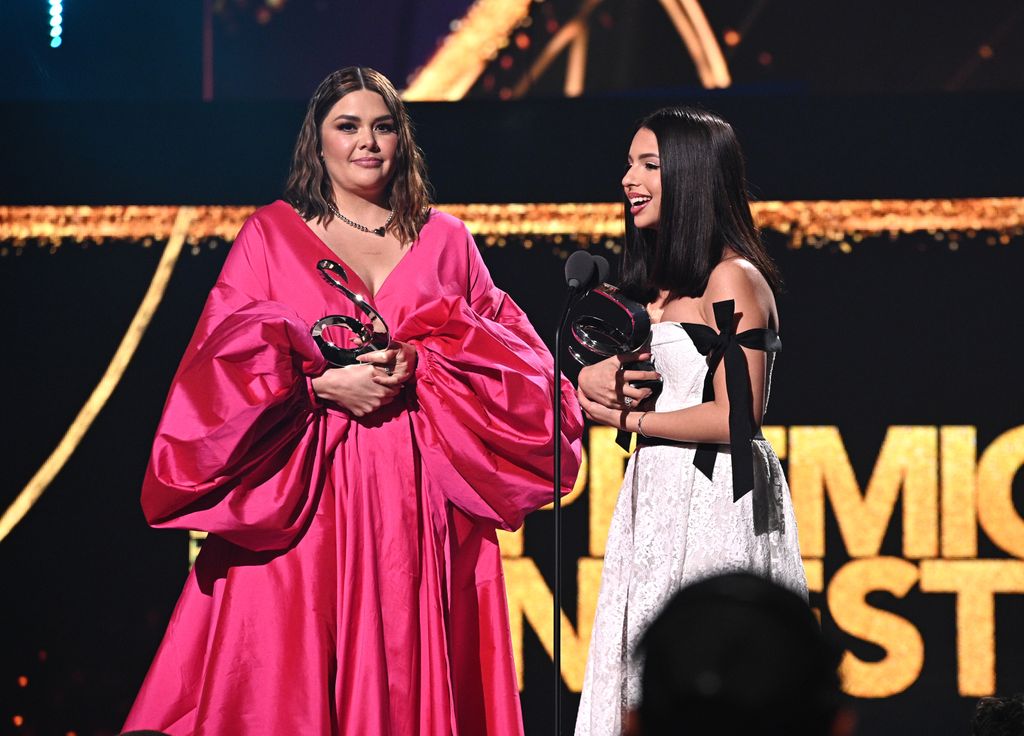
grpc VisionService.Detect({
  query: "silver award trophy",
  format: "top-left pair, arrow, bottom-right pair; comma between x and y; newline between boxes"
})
568,283 -> 658,386
568,282 -> 661,449
311,259 -> 390,366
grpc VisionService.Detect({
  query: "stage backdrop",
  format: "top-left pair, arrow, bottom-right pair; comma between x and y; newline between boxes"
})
2,197 -> 1023,735
2,87 -> 1023,736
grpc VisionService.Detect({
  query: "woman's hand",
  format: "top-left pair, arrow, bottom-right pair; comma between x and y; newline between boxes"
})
578,390 -> 629,429
311,364 -> 402,417
356,341 -> 418,387
576,352 -> 660,410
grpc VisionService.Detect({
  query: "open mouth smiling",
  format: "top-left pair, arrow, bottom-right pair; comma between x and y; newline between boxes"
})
628,194 -> 652,215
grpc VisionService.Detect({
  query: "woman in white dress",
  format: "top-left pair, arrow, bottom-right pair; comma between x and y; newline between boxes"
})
573,107 -> 808,736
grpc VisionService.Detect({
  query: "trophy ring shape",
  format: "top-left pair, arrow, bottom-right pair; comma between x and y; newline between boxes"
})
311,259 -> 391,366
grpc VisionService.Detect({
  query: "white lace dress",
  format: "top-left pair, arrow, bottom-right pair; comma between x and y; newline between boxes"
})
573,321 -> 807,736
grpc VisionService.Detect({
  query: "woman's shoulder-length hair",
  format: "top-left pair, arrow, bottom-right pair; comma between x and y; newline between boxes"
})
284,66 -> 433,245
620,106 -> 781,303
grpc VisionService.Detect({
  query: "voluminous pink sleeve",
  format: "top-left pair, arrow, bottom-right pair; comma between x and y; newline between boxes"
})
140,218 -> 331,551
397,230 -> 584,530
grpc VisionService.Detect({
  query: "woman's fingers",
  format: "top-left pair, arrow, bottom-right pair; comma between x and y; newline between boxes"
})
621,369 -> 660,383
357,341 -> 418,381
371,372 -> 408,387
578,392 -> 597,419
313,361 -> 406,416
622,384 -> 652,402
615,351 -> 652,367
356,348 -> 398,366
579,380 -> 647,409
577,353 -> 659,411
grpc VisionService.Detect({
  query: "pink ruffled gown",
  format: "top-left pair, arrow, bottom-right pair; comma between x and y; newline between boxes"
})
122,201 -> 583,735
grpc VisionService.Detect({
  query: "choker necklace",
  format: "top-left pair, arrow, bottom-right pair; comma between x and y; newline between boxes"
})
327,202 -> 394,237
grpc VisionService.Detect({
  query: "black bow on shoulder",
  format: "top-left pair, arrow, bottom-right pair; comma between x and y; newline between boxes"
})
679,299 -> 781,502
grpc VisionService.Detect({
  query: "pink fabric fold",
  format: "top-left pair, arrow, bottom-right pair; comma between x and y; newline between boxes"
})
399,294 -> 581,530
143,301 -> 331,551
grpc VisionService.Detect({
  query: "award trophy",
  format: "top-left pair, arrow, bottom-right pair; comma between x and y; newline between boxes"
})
569,283 -> 661,450
311,259 -> 390,366
568,283 -> 660,390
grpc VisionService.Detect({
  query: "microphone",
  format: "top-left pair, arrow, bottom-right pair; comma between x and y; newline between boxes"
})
592,255 -> 610,288
553,248 -> 599,735
564,250 -> 596,291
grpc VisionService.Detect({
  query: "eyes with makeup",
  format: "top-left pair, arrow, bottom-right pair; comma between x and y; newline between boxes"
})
624,160 -> 660,172
334,120 -> 397,135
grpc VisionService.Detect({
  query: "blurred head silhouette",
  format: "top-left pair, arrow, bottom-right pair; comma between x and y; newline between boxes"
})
626,573 -> 852,736
972,694 -> 1024,736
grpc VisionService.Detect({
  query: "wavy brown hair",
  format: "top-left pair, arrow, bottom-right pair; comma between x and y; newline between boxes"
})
284,67 -> 432,245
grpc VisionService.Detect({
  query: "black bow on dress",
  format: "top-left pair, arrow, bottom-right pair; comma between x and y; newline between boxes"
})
678,299 -> 781,502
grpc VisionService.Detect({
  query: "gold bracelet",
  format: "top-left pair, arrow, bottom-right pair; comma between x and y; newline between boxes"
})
637,411 -> 651,438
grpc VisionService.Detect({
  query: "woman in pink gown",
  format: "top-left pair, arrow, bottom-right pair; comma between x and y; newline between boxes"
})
123,67 -> 583,735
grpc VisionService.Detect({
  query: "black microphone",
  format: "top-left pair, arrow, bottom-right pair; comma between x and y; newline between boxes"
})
553,248 -> 597,736
564,249 -> 596,291
591,255 -> 610,288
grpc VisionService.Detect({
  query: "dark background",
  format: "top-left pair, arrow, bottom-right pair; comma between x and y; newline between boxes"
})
2,1 -> 1024,734
4,0 -> 1023,100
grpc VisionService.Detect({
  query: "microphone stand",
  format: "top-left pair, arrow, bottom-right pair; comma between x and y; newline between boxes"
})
552,284 -> 579,736
553,249 -> 594,736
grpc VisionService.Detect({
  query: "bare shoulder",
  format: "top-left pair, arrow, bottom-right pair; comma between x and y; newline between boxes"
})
702,257 -> 778,329
706,257 -> 765,295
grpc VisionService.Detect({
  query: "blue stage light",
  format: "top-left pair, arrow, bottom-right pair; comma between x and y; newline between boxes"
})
48,0 -> 63,48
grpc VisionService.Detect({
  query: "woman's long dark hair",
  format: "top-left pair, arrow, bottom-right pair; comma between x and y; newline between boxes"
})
284,66 -> 432,245
619,107 -> 781,303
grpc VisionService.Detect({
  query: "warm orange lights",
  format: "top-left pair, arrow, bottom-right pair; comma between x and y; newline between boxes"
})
17,676 -> 27,687
404,0 -> 731,99
6,200 -> 1022,252
723,28 -> 741,46
403,0 -> 535,101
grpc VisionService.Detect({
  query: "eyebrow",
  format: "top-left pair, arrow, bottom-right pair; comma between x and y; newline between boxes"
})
638,153 -> 660,160
332,113 -> 396,123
